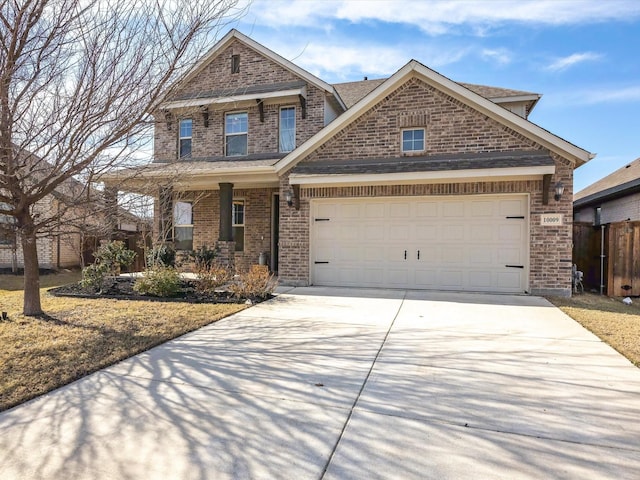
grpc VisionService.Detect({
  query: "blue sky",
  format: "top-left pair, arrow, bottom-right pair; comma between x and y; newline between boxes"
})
229,0 -> 640,193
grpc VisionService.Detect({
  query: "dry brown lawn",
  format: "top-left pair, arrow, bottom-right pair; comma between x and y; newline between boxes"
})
548,293 -> 640,367
0,272 -> 246,412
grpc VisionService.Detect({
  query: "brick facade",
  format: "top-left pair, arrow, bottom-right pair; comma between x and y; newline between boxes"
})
144,32 -> 583,297
153,40 -> 328,163
278,77 -> 574,296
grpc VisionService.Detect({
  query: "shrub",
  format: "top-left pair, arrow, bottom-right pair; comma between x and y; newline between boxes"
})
80,262 -> 109,292
146,243 -> 176,268
184,245 -> 217,270
229,266 -> 277,300
195,263 -> 233,294
133,267 -> 181,297
80,240 -> 135,292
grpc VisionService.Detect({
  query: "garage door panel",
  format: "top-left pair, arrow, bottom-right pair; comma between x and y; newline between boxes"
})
468,270 -> 493,289
442,224 -> 465,241
443,202 -> 465,217
470,200 -> 495,217
470,224 -> 493,241
364,203 -> 385,219
415,202 -> 438,218
440,270 -> 464,288
311,195 -> 528,293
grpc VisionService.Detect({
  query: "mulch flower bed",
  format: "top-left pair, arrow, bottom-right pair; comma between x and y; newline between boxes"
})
49,277 -> 269,304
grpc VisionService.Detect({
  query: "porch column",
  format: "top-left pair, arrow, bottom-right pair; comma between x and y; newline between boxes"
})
217,182 -> 235,268
219,182 -> 233,241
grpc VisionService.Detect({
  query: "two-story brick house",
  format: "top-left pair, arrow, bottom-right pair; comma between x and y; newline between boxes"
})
106,29 -> 593,296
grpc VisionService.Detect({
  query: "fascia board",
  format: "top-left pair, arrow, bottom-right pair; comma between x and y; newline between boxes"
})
289,165 -> 556,186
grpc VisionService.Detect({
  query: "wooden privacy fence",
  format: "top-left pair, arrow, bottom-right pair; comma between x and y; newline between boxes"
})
574,221 -> 640,297
607,221 -> 640,297
573,222 -> 606,293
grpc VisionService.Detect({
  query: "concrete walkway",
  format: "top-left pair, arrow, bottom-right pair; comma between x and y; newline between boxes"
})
1,288 -> 639,479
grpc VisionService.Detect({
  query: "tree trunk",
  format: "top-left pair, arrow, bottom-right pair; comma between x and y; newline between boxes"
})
21,227 -> 43,316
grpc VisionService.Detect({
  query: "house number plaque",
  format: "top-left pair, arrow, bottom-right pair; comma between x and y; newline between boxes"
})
540,214 -> 563,226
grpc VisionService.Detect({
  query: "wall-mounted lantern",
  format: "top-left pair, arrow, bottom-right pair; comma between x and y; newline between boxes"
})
554,181 -> 565,202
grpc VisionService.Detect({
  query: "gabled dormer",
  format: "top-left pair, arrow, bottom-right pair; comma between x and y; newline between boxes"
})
153,30 -> 346,163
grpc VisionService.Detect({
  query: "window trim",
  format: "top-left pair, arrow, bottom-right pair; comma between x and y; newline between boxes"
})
173,201 -> 193,251
401,128 -> 425,153
225,111 -> 248,157
232,198 -> 245,252
279,106 -> 296,153
178,118 -> 193,158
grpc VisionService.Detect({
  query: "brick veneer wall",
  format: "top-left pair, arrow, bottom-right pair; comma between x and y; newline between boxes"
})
171,187 -> 276,273
153,39 -> 329,163
278,77 -> 575,296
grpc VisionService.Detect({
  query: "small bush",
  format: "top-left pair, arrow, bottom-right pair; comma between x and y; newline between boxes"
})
195,263 -> 233,294
80,240 -> 135,292
184,245 -> 217,270
133,267 -> 181,297
147,244 -> 176,268
80,263 -> 109,292
229,266 -> 277,300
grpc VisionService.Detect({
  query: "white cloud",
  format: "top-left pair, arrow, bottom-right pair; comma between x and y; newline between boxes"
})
246,0 -> 640,34
265,39 -> 472,82
546,85 -> 640,106
545,52 -> 602,72
480,48 -> 512,65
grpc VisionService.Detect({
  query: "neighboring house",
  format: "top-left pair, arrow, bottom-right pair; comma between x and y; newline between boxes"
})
573,157 -> 640,296
0,151 -> 148,271
104,29 -> 593,296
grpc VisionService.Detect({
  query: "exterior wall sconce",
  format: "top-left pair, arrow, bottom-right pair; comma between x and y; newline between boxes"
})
554,181 -> 565,201
285,185 -> 300,210
163,109 -> 172,130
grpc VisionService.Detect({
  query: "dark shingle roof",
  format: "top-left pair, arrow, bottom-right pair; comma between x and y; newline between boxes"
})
332,78 -> 539,108
292,150 -> 553,176
574,157 -> 640,201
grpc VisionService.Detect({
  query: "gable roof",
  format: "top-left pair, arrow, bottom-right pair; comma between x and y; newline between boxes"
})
161,29 -> 346,110
276,60 -> 593,174
574,157 -> 640,207
333,78 -> 541,110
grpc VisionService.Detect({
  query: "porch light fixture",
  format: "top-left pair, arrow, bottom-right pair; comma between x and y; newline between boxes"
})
553,181 -> 565,202
285,185 -> 300,210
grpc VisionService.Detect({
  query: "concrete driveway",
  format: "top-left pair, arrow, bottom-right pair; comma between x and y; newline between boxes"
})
1,288 -> 639,479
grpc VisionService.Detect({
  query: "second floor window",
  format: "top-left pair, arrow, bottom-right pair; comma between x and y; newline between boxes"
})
279,107 -> 296,152
179,119 -> 192,158
226,112 -> 248,156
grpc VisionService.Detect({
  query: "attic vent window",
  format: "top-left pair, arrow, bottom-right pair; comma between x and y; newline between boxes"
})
231,54 -> 240,74
401,128 -> 425,153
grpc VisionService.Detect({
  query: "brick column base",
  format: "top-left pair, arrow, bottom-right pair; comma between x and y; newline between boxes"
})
215,241 -> 235,269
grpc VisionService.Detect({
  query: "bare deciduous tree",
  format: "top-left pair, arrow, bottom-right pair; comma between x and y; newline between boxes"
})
0,0 -> 245,315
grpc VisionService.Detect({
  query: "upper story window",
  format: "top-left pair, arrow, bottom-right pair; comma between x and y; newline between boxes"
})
225,112 -> 248,156
231,54 -> 240,74
173,201 -> 193,250
232,199 -> 245,252
279,106 -> 296,152
401,128 -> 425,153
179,119 -> 192,158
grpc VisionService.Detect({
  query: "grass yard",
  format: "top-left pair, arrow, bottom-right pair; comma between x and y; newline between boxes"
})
0,272 -> 246,412
548,293 -> 640,367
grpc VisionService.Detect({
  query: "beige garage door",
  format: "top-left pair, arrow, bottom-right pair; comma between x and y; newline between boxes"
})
310,195 -> 528,293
